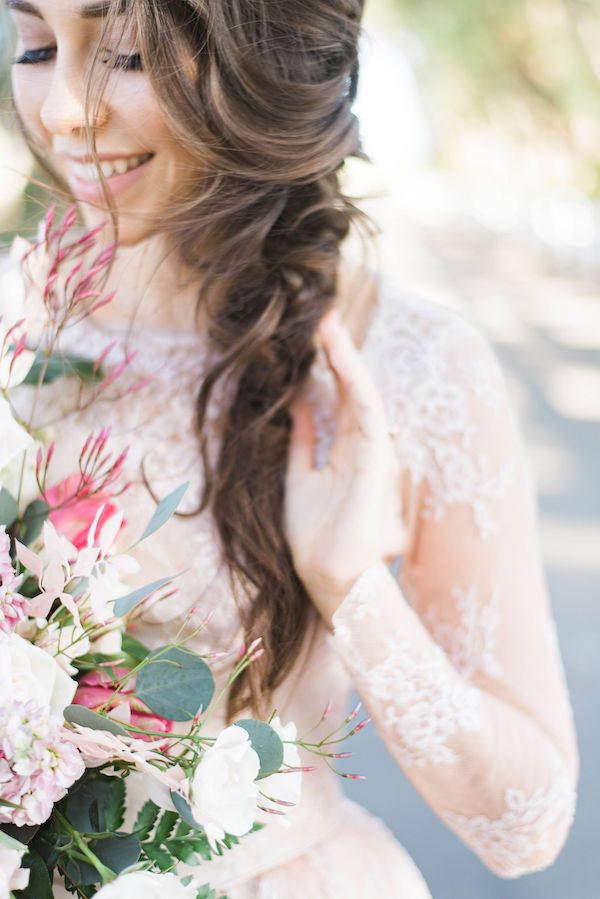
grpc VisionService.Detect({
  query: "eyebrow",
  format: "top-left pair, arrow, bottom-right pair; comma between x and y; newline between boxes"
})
6,0 -> 126,18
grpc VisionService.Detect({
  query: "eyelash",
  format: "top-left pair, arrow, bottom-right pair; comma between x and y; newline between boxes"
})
11,47 -> 143,72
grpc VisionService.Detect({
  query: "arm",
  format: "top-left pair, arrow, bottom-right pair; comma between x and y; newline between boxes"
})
328,323 -> 578,878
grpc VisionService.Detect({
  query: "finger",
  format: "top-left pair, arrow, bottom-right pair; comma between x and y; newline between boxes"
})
319,312 -> 386,438
287,397 -> 316,480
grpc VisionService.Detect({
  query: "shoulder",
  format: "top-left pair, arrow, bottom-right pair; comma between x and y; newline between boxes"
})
361,278 -> 505,421
360,279 -> 525,539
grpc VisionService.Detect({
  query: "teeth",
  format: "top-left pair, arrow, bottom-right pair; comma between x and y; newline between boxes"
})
71,153 -> 151,182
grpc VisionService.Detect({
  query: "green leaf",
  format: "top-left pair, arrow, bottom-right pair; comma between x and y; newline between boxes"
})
194,885 -> 219,899
114,574 -> 179,617
64,772 -> 125,834
64,704 -> 128,736
143,842 -> 175,872
14,850 -> 53,899
0,797 -> 21,809
166,837 -> 201,866
19,499 -> 49,546
154,810 -> 178,843
93,833 -> 141,875
121,633 -> 150,662
136,645 -> 214,722
0,487 -> 18,528
22,351 -> 103,387
134,800 -> 160,841
62,855 -> 99,888
235,720 -> 284,778
136,482 -> 189,544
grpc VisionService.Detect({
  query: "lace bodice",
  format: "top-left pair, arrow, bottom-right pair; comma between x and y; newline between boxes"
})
8,274 -> 578,885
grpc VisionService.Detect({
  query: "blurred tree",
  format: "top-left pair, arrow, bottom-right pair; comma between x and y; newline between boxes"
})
385,0 -> 600,192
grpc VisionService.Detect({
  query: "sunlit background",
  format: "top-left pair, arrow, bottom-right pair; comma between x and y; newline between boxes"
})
1,1 -> 598,896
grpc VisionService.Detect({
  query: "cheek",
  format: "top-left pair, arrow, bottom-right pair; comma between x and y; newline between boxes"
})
11,71 -> 49,144
113,80 -> 174,151
112,82 -> 196,191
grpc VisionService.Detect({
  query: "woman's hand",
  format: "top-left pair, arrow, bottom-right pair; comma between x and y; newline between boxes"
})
284,309 -> 406,629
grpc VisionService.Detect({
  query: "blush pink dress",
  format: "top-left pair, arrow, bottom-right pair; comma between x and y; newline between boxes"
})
13,273 -> 578,898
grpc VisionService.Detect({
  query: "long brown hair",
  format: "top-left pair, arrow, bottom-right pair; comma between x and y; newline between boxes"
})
13,0 -> 368,720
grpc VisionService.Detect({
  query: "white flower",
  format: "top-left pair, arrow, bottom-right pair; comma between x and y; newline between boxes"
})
189,724 -> 260,850
91,624 -> 123,655
0,397 -> 33,482
257,716 -> 302,819
0,845 -> 30,897
94,871 -> 198,899
75,508 -> 140,624
0,631 -> 77,715
16,520 -> 84,624
36,622 -> 91,676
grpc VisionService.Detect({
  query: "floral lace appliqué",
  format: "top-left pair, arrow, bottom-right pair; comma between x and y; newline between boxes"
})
439,752 -> 577,878
425,584 -> 504,682
332,565 -> 483,769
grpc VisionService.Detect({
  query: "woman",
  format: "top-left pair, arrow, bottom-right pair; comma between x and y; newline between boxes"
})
5,0 -> 578,896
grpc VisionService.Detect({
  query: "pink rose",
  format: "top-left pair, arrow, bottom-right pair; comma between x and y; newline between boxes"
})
45,474 -> 124,550
74,668 -> 173,741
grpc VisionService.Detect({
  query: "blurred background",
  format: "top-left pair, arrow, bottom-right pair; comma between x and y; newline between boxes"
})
1,0 -> 598,896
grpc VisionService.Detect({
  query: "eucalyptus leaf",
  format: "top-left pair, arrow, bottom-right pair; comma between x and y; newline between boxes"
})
135,645 -> 214,721
114,573 -> 179,617
0,487 -> 18,528
136,481 -> 189,544
235,720 -> 284,779
170,791 -> 202,830
64,704 -> 128,736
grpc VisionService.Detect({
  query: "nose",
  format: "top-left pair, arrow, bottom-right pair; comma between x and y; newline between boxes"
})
40,59 -> 109,136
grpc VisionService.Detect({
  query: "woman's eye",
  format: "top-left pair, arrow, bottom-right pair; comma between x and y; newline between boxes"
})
11,47 -> 143,73
12,46 -> 56,66
103,52 -> 143,72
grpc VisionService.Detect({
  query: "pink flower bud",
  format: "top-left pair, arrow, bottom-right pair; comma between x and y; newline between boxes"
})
321,700 -> 333,720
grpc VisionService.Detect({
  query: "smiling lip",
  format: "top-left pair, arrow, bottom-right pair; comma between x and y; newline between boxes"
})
66,154 -> 154,203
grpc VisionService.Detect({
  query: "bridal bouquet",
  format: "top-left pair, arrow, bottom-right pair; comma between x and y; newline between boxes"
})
0,209 -> 367,899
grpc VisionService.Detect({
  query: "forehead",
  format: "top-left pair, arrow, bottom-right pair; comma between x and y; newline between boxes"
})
6,0 -> 126,19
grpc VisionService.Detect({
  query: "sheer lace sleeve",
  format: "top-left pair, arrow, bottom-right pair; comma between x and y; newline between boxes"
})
328,302 -> 579,879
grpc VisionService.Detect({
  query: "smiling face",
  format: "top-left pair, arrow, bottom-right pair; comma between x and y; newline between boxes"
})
7,0 -> 196,245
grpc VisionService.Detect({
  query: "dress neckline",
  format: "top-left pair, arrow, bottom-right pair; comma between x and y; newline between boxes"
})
76,264 -> 390,352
